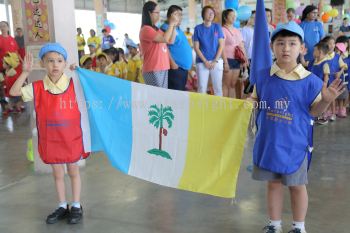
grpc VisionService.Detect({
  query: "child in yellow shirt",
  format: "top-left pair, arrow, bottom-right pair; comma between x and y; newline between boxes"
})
79,55 -> 93,70
104,48 -> 127,79
126,42 -> 144,83
115,48 -> 128,79
96,53 -> 116,76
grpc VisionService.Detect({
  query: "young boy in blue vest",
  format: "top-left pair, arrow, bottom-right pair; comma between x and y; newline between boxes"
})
306,42 -> 331,124
250,22 -> 345,233
10,43 -> 89,224
320,36 -> 348,121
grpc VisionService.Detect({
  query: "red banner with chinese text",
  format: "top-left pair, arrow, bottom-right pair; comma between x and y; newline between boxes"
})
273,0 -> 287,25
24,0 -> 50,43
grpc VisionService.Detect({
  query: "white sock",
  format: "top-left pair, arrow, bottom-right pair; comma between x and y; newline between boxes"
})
58,202 -> 67,209
71,202 -> 81,208
269,220 -> 282,228
293,221 -> 305,230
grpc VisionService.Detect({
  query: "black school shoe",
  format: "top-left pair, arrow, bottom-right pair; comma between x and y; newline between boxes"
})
67,206 -> 83,224
46,205 -> 70,224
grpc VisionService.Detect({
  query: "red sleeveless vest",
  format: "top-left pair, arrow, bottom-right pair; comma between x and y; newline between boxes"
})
33,79 -> 89,164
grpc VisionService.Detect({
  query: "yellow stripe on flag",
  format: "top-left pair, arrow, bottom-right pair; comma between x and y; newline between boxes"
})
178,93 -> 253,198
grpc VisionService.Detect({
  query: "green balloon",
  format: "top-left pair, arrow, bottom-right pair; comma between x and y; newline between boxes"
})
286,3 -> 296,9
286,0 -> 296,9
323,5 -> 332,13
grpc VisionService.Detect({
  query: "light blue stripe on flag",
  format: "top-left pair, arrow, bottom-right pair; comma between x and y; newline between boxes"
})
76,68 -> 132,173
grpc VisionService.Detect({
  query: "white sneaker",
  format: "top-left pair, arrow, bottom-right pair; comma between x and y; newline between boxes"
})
263,225 -> 283,233
329,114 -> 336,121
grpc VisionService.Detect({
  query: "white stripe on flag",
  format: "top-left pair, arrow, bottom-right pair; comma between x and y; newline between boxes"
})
129,83 -> 189,188
72,71 -> 91,152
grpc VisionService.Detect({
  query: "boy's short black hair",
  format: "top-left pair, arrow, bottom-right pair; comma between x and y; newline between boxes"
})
314,41 -> 329,55
105,47 -> 118,55
97,53 -> 108,60
271,30 -> 303,44
104,47 -> 119,63
320,35 -> 335,43
336,35 -> 348,44
286,8 -> 295,14
265,8 -> 272,13
102,29 -> 107,33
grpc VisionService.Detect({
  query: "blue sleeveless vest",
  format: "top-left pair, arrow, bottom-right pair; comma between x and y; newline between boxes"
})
328,53 -> 342,84
253,69 -> 323,174
307,59 -> 329,81
343,55 -> 350,90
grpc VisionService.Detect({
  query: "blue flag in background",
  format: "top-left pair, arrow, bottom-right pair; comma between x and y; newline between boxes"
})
250,0 -> 272,85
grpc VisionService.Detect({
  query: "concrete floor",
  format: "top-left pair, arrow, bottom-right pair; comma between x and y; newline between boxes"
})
1,109 -> 350,233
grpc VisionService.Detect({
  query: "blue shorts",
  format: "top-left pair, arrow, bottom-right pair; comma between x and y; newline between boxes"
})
227,58 -> 240,70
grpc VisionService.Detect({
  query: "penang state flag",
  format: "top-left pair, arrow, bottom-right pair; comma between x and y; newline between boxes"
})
250,0 -> 272,85
76,68 -> 252,198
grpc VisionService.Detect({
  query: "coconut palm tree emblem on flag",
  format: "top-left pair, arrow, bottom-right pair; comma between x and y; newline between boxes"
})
147,104 -> 174,160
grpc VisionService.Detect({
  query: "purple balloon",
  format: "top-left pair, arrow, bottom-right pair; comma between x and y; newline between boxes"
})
295,5 -> 306,16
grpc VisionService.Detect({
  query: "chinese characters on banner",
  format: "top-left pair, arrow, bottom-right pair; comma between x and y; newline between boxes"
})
25,0 -> 50,43
273,0 -> 287,25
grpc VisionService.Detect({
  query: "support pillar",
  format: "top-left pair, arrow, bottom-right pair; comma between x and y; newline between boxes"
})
94,0 -> 107,37
272,0 -> 287,24
9,0 -> 23,30
188,0 -> 197,29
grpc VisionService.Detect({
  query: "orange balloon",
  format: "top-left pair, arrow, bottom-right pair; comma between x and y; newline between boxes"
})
322,13 -> 330,23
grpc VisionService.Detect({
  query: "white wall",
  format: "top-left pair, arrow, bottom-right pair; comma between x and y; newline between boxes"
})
106,12 -> 141,47
74,10 -> 141,52
0,4 -> 14,35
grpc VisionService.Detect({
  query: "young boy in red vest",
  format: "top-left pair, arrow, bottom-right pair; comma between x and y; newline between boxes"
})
10,43 -> 89,224
249,22 -> 345,233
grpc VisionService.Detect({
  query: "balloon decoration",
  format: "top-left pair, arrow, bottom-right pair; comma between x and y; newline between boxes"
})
321,13 -> 331,23
225,0 -> 239,10
295,5 -> 306,16
103,19 -> 116,33
237,5 -> 252,21
323,5 -> 332,13
328,9 -> 339,18
234,20 -> 240,28
285,0 -> 296,10
295,19 -> 301,24
285,0 -> 339,23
